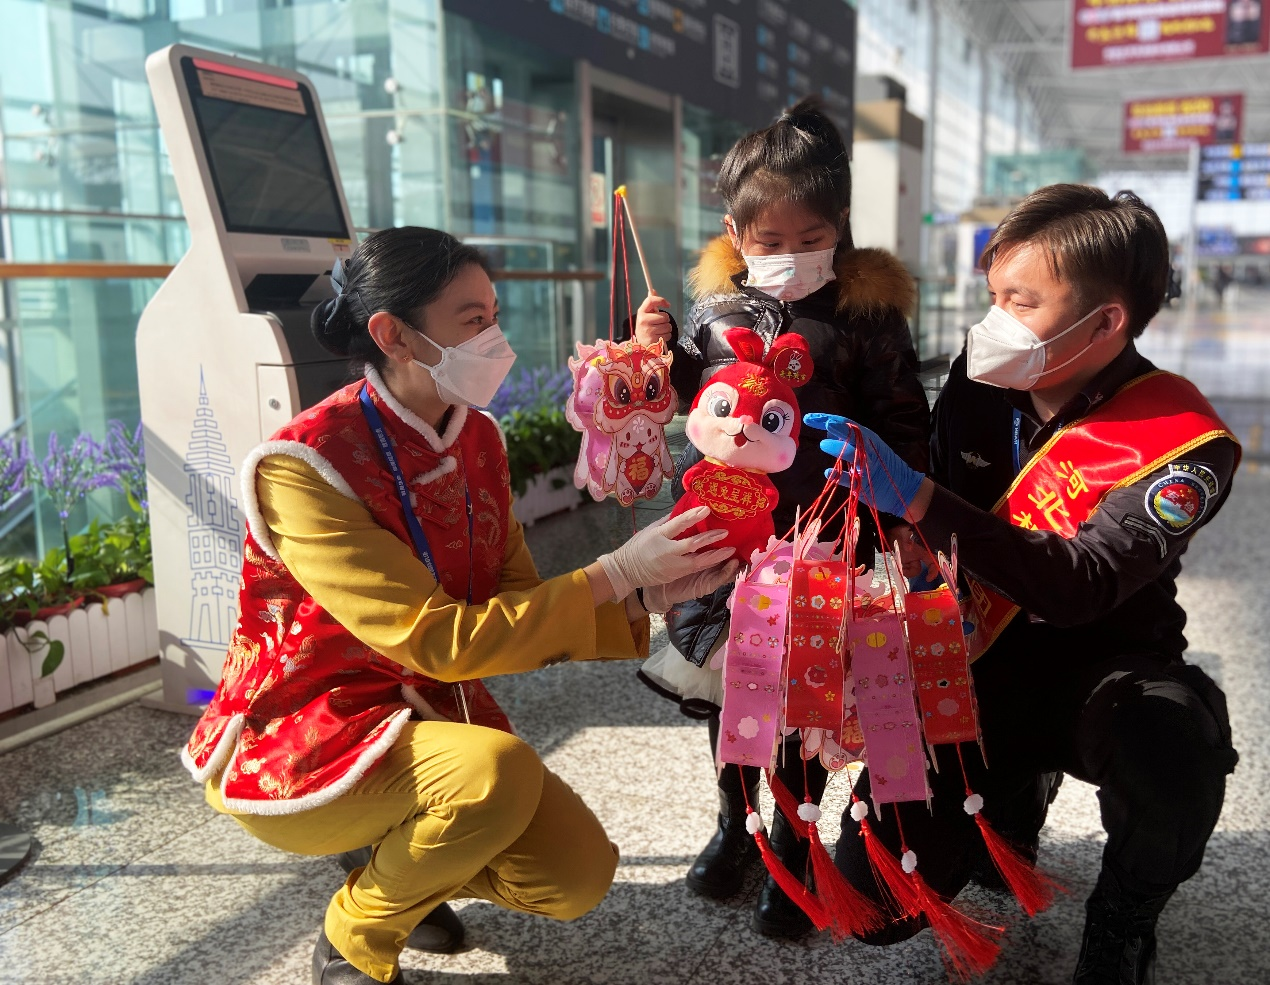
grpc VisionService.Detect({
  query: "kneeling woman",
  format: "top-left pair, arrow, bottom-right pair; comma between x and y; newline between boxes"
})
181,227 -> 735,985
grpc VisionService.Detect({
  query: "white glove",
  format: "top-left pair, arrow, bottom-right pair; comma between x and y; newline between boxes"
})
598,506 -> 733,602
642,559 -> 743,614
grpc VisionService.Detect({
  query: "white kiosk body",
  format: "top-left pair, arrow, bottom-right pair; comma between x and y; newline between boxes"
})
138,45 -> 356,711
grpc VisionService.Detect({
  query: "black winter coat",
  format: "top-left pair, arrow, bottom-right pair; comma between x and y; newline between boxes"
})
664,235 -> 931,667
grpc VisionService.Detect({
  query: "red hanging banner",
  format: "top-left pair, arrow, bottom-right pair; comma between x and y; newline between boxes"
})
904,586 -> 980,751
785,560 -> 850,728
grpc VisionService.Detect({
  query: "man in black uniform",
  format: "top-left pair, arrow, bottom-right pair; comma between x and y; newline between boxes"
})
809,185 -> 1239,984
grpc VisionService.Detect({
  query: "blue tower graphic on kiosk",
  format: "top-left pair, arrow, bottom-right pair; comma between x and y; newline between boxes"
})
182,370 -> 243,653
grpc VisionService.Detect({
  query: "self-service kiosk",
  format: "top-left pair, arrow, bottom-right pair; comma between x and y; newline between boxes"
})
138,45 -> 356,711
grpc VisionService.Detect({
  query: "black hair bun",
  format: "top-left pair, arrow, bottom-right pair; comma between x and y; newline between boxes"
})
782,97 -> 839,138
311,293 -> 356,356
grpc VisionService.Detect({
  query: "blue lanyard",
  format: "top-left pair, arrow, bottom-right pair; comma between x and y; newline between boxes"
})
359,385 -> 473,603
1011,408 -> 1023,475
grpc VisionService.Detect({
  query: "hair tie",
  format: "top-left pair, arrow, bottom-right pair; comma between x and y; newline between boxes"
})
321,291 -> 349,335
330,257 -> 349,295
329,257 -> 368,322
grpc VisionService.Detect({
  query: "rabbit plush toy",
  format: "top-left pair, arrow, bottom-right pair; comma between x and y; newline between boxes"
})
667,327 -> 813,563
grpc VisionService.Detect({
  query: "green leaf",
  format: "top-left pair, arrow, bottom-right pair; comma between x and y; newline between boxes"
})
40,640 -> 65,678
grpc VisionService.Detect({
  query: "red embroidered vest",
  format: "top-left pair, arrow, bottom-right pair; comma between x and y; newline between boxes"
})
182,373 -> 513,813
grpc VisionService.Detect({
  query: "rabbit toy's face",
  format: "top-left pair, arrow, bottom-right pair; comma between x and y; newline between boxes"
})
686,372 -> 799,474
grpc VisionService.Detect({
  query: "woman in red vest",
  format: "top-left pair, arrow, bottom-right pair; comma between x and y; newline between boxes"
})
182,227 -> 737,985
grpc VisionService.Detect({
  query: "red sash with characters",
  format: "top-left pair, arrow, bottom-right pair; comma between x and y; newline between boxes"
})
966,371 -> 1237,660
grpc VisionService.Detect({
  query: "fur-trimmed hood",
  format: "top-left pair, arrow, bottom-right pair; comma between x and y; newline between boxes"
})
688,235 -> 916,318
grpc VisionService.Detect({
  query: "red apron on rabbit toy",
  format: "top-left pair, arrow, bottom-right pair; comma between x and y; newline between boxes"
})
667,327 -> 813,563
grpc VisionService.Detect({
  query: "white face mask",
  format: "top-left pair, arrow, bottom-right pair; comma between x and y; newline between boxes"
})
965,304 -> 1104,390
742,247 -> 836,302
412,323 -> 517,408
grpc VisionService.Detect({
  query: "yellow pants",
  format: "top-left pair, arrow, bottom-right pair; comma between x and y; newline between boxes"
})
206,721 -> 618,983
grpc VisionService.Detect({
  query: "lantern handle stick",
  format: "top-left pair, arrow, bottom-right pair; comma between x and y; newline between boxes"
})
615,185 -> 655,297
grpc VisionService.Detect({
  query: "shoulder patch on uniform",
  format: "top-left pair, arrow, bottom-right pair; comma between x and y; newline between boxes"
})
1145,462 -> 1216,535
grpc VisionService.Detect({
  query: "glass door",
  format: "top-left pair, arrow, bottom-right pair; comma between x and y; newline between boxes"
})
590,87 -> 679,339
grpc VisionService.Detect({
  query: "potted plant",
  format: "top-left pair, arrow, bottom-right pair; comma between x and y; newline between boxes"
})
28,431 -> 115,583
488,367 -> 584,525
97,420 -> 152,594
0,421 -> 155,699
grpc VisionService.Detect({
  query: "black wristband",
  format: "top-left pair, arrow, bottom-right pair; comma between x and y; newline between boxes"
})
635,586 -> 647,611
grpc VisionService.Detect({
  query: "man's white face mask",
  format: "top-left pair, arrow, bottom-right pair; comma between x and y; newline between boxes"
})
412,323 -> 516,408
966,303 -> 1105,390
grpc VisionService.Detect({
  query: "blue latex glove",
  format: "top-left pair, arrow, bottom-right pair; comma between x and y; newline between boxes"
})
804,413 -> 926,517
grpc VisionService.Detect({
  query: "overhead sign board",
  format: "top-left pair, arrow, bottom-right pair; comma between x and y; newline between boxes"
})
443,0 -> 856,136
1197,143 -> 1270,201
1123,93 -> 1243,153
1072,0 -> 1270,69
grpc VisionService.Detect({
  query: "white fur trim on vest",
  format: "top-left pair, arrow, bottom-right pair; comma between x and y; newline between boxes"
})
216,707 -> 415,816
480,410 -> 508,450
412,455 -> 458,489
363,365 -> 468,452
399,684 -> 450,721
239,440 -> 358,563
180,713 -> 245,783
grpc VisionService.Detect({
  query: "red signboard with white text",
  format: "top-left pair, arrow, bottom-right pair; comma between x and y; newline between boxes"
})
1072,0 -> 1270,69
1124,93 -> 1243,153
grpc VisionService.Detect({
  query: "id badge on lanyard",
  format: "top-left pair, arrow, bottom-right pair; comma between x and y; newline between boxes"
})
359,385 -> 476,720
1011,408 -> 1023,475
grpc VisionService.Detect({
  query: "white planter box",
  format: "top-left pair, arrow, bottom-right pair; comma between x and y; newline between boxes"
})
0,586 -> 160,713
512,466 -> 583,527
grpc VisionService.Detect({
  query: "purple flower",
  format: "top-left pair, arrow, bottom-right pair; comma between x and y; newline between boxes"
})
31,431 -> 115,520
0,434 -> 30,503
103,419 -> 147,509
486,365 -> 573,419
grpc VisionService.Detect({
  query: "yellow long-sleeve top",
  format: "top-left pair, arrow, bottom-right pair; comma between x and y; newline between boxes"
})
255,454 -> 650,681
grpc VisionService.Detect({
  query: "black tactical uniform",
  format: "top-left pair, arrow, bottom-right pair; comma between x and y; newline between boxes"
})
836,343 -> 1240,973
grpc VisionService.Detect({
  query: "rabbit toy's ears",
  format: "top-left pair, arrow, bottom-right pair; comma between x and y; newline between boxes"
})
767,333 -> 813,388
721,327 -> 814,389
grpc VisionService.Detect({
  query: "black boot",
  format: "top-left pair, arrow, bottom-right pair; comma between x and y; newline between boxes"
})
312,929 -> 404,985
685,761 -> 761,899
1072,869 -> 1174,985
752,809 -> 816,939
336,847 -> 466,953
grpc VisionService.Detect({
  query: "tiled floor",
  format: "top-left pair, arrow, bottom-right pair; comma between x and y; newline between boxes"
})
2,305 -> 1268,984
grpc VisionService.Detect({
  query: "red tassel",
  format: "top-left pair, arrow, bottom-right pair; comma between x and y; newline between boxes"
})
768,774 -> 887,940
858,815 -> 922,918
908,867 -> 1004,982
752,825 -> 832,932
973,812 -> 1068,917
766,772 -> 811,838
807,823 -> 887,940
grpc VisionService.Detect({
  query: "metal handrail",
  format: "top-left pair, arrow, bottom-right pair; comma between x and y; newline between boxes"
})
0,262 -> 604,282
0,378 -> 79,443
0,262 -> 174,279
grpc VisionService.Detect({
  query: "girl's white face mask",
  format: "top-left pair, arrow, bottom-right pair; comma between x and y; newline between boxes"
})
742,247 -> 837,302
412,323 -> 516,408
966,304 -> 1105,390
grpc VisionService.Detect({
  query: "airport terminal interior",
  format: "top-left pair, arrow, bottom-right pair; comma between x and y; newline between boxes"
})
0,1 -> 1268,983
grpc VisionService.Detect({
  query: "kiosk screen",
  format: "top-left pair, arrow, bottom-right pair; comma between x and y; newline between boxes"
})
183,57 -> 349,239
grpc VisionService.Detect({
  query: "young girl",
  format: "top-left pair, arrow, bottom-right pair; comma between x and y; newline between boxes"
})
633,99 -> 931,940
